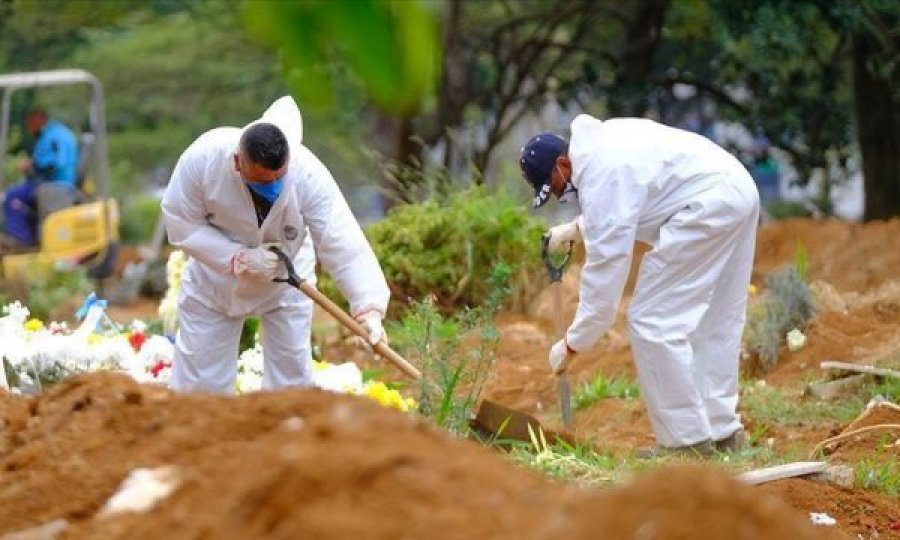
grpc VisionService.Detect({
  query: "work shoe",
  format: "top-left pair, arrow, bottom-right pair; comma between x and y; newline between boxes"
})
635,439 -> 715,460
714,428 -> 748,453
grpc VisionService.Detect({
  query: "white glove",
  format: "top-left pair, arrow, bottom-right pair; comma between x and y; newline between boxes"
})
355,310 -> 386,346
548,339 -> 574,374
547,218 -> 579,252
231,246 -> 279,279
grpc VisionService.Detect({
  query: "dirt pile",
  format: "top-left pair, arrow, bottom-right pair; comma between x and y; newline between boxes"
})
764,298 -> 900,384
0,373 -> 840,540
754,218 -> 900,293
826,403 -> 900,463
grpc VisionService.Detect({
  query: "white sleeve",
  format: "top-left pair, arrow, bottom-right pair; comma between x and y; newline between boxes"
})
565,166 -> 646,352
299,150 -> 390,317
161,149 -> 242,274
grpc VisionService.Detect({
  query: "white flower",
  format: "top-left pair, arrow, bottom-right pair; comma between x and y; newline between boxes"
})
131,320 -> 148,333
786,328 -> 807,352
236,370 -> 262,394
2,301 -> 29,322
312,362 -> 364,394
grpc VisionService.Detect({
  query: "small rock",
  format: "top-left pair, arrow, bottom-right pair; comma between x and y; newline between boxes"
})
809,512 -> 836,526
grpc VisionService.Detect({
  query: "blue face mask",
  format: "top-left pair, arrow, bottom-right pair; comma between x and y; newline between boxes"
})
246,176 -> 284,203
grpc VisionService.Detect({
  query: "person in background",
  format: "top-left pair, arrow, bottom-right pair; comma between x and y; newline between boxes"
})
2,109 -> 79,247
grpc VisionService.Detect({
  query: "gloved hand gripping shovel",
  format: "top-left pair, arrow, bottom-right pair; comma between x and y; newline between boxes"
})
269,246 -> 421,381
542,233 -> 574,430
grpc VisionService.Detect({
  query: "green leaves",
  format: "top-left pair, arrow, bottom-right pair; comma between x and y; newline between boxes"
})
243,0 -> 440,115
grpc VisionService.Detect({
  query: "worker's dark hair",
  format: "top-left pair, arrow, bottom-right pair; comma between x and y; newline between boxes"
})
27,108 -> 47,119
240,123 -> 289,170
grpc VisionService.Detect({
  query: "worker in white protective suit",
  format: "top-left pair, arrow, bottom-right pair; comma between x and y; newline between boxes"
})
162,96 -> 389,393
519,114 -> 760,457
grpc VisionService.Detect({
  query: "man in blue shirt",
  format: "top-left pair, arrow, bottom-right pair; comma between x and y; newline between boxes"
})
3,109 -> 79,246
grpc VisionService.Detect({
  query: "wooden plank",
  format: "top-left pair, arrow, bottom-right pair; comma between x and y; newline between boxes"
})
738,462 -> 828,486
820,361 -> 900,379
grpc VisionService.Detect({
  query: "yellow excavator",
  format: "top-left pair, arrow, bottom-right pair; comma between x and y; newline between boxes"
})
0,69 -> 120,280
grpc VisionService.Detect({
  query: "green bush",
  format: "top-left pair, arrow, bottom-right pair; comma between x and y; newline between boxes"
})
764,200 -> 813,220
120,195 -> 162,245
322,186 -> 545,316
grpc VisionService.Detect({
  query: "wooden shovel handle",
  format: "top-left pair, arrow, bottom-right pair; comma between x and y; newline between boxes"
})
296,281 -> 422,381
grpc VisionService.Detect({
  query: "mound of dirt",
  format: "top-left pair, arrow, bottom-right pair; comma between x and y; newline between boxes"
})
761,478 -> 900,539
826,404 -> 900,463
0,373 -> 841,539
763,299 -> 900,385
754,218 -> 900,293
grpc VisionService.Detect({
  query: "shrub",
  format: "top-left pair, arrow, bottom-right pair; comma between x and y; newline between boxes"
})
388,262 -> 513,435
322,186 -> 544,316
743,260 -> 816,370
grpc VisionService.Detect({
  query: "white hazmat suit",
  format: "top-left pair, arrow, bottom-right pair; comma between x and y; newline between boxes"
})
564,114 -> 759,448
162,97 -> 389,393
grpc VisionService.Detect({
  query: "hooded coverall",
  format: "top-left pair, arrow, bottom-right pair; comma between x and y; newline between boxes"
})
565,114 -> 759,447
162,97 -> 389,393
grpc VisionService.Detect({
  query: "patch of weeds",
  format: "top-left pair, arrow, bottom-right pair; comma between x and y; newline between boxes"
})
740,384 -> 864,426
856,455 -> 900,497
501,427 -> 650,486
389,262 -> 513,435
743,245 -> 816,370
863,376 -> 900,402
573,374 -> 640,411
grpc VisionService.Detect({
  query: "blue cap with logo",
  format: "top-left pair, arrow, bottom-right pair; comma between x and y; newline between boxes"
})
519,132 -> 567,208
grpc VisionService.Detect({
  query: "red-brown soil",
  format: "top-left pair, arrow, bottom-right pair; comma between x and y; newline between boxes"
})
0,374 -> 846,539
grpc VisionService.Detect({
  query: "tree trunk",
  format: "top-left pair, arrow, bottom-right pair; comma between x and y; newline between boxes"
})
854,32 -> 900,220
609,0 -> 670,116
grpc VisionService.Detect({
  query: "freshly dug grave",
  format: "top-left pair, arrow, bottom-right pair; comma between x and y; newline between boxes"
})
761,478 -> 900,539
0,373 -> 841,540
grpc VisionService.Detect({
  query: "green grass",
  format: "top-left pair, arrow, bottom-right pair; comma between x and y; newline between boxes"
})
740,383 -> 866,426
856,456 -> 900,497
573,374 -> 640,411
499,428 -> 655,486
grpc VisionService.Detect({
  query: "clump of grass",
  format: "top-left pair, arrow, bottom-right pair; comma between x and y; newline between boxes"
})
856,456 -> 900,497
573,374 -> 640,411
501,426 -> 645,486
744,244 -> 816,369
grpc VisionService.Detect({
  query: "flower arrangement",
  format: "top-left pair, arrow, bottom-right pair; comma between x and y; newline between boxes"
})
1,291 -> 416,413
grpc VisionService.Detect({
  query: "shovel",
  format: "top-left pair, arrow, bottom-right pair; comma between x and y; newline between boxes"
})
269,247 -> 573,447
269,247 -> 421,380
541,233 -> 574,430
469,235 -> 578,447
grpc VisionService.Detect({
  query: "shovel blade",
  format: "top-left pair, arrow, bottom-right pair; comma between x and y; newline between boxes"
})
471,399 -> 577,447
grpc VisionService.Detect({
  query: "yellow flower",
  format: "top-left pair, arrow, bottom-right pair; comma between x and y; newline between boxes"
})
23,318 -> 44,332
747,284 -> 758,296
312,360 -> 331,372
87,333 -> 104,346
363,381 -> 416,412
